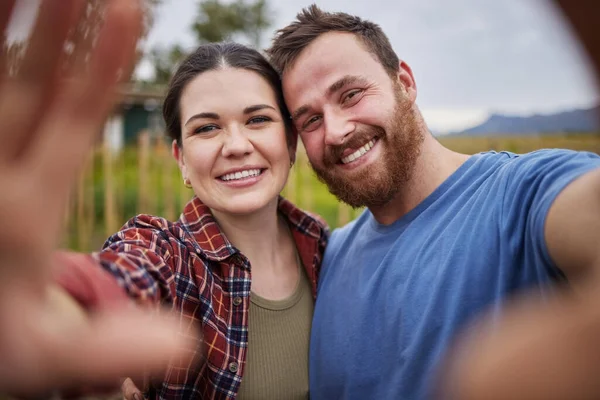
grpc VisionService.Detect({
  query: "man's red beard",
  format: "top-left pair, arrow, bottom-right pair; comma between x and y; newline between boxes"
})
309,90 -> 424,209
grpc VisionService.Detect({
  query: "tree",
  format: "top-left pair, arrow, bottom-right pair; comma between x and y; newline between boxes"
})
148,44 -> 187,85
192,0 -> 272,48
146,0 -> 273,84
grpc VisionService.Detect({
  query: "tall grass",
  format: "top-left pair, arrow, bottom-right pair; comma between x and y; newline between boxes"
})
63,133 -> 600,252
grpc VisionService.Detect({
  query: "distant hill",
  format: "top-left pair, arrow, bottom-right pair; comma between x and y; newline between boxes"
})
451,105 -> 600,136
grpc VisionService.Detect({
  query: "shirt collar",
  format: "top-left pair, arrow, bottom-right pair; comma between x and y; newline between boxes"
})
179,196 -> 327,261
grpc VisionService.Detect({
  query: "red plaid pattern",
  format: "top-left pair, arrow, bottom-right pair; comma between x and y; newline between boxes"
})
80,196 -> 328,399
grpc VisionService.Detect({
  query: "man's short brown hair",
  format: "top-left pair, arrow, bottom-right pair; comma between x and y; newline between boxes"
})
266,4 -> 399,76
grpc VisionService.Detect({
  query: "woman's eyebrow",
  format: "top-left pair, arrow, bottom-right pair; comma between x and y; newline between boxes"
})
243,104 -> 277,114
185,112 -> 219,126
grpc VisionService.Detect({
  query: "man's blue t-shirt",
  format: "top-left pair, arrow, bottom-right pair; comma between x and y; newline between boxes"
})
309,149 -> 600,400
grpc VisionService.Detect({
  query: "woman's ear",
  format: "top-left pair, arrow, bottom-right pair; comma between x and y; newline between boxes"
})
288,126 -> 298,165
172,139 -> 187,178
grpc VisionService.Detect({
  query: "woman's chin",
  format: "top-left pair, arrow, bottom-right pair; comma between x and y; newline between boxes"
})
211,196 -> 278,217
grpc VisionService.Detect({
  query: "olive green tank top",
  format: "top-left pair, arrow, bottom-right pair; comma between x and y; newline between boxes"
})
236,258 -> 313,399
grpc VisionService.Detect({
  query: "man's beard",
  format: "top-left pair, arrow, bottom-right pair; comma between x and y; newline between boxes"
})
310,90 -> 424,209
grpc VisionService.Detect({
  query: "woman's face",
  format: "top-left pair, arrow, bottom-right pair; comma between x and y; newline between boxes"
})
173,67 -> 294,216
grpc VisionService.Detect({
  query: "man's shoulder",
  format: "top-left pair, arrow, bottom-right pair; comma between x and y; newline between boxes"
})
459,149 -> 600,189
499,148 -> 599,169
329,209 -> 371,246
497,148 -> 600,186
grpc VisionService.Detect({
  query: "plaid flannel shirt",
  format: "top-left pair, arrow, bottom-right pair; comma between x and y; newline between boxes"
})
87,196 -> 328,399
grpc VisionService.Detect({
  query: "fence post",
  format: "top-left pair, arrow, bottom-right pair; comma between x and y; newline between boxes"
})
157,137 -> 176,221
76,154 -> 94,251
337,203 -> 351,227
103,133 -> 117,237
298,145 -> 314,211
137,130 -> 150,213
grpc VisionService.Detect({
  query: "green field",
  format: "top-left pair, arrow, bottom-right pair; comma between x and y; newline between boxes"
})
64,134 -> 600,252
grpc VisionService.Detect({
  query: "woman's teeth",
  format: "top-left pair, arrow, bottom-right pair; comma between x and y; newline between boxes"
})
220,169 -> 262,181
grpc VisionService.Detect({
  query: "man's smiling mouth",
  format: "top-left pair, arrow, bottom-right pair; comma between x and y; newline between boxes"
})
340,138 -> 377,164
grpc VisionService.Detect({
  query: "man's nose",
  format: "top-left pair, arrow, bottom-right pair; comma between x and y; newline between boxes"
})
323,109 -> 355,146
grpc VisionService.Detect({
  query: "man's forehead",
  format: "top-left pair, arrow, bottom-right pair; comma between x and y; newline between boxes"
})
288,32 -> 366,74
283,65 -> 353,115
282,34 -> 373,94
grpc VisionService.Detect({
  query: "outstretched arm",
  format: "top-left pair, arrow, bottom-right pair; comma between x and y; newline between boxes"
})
546,168 -> 600,288
438,2 -> 600,398
0,0 -> 194,396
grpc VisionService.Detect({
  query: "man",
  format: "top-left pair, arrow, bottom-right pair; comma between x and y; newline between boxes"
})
267,4 -> 600,399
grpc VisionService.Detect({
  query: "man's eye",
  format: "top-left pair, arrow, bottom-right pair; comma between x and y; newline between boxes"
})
342,89 -> 363,104
304,115 -> 322,129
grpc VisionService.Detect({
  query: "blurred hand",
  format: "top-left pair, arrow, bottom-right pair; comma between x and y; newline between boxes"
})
0,0 -> 193,396
122,377 -> 145,400
438,288 -> 600,400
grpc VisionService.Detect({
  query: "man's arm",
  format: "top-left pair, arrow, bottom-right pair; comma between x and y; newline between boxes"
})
545,168 -> 600,287
437,0 -> 600,386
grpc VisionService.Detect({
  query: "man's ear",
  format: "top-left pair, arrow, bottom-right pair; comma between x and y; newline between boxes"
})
396,60 -> 417,102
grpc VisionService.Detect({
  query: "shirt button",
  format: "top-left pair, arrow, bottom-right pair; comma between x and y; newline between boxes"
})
232,296 -> 242,306
228,362 -> 239,373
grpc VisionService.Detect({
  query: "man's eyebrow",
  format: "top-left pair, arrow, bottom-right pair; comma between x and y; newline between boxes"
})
291,76 -> 368,122
291,105 -> 310,122
243,104 -> 277,114
291,76 -> 367,122
185,112 -> 219,126
327,75 -> 367,95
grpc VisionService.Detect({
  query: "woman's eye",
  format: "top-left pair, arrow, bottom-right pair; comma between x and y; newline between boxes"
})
248,116 -> 272,124
194,125 -> 218,134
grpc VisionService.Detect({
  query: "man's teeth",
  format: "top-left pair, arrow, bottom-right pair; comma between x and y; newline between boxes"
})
220,169 -> 262,181
341,139 -> 376,164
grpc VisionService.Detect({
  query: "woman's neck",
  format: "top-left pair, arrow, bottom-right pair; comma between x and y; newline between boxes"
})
211,199 -> 290,271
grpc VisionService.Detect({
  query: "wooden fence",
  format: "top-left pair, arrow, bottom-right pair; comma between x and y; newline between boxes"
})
63,131 -> 600,252
63,130 -> 355,252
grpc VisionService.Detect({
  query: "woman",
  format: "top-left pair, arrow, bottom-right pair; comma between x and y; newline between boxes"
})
57,42 -> 328,400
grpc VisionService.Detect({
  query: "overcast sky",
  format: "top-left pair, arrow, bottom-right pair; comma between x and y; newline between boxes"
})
9,0 -> 600,133
137,0 -> 599,132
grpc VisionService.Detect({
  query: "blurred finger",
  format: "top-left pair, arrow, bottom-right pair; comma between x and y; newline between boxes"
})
122,377 -> 144,400
30,0 -> 143,190
0,0 -> 18,76
18,0 -> 83,82
1,306 -> 195,396
0,0 -> 84,160
77,0 -> 143,117
555,0 -> 600,85
51,309 -> 194,390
